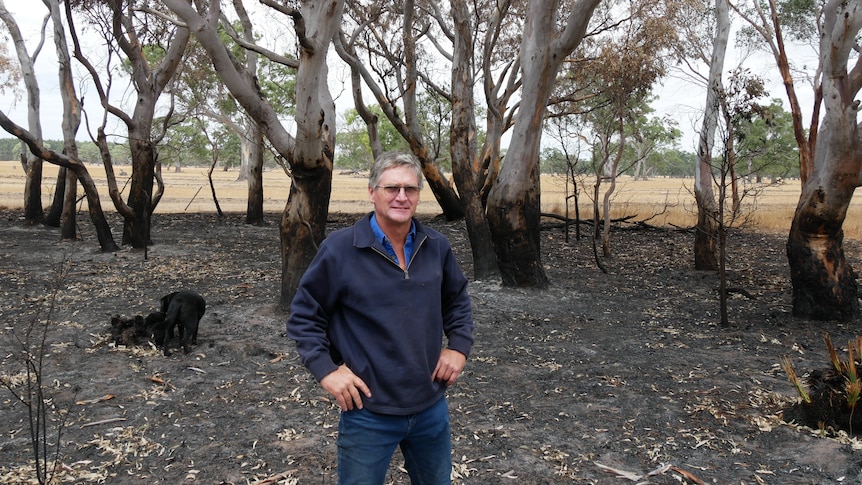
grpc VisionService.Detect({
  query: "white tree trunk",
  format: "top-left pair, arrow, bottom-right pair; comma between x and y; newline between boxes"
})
0,0 -> 43,222
693,0 -> 729,270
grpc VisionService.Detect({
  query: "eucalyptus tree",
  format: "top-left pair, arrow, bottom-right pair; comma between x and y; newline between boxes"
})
159,120 -> 213,169
582,97 -> 669,259
0,1 -> 117,251
588,8 -> 679,257
0,110 -> 119,252
481,0 -> 602,286
68,0 -> 190,248
48,0 -> 83,241
678,0 -> 730,270
446,0 -> 508,280
0,0 -> 45,224
429,0 -> 524,219
204,0 -> 301,225
628,112 -> 680,181
483,0 -> 678,285
719,68 -> 770,216
786,0 -> 862,320
334,0 -> 465,220
726,0 -> 862,320
171,27 -> 296,225
224,0 -> 262,224
339,0 -> 524,280
164,0 -> 343,305
343,0 -> 524,280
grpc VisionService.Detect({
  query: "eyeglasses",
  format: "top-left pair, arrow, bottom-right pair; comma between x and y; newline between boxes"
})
375,185 -> 420,198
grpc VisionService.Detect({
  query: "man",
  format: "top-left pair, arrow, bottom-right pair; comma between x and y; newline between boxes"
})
287,151 -> 474,484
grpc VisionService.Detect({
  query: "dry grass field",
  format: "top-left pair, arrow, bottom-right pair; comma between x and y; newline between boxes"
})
3,159 -> 862,238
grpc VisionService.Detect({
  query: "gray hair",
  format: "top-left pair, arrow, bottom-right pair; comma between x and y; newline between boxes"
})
368,152 -> 424,189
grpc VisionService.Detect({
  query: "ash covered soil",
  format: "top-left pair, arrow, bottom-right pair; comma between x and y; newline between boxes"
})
1,209 -> 862,484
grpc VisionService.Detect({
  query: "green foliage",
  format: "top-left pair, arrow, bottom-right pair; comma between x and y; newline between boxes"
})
734,98 -> 800,180
218,131 -> 242,170
335,105 -> 409,171
0,138 -> 131,166
157,120 -> 242,170
652,148 -> 696,178
0,137 -> 24,161
736,0 -> 817,50
540,147 -> 570,175
416,90 -> 453,168
258,61 -> 297,117
776,0 -> 818,42
159,122 -> 213,169
172,34 -> 296,170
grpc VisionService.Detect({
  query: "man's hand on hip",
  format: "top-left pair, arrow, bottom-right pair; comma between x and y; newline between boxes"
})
320,365 -> 372,411
433,348 -> 467,386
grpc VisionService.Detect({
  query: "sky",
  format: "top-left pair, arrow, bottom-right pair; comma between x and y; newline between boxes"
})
0,2 -> 821,155
0,1 -> 105,139
653,42 -> 819,154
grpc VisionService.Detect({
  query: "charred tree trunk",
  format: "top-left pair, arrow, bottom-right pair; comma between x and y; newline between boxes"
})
487,158 -> 548,287
122,135 -> 156,248
279,166 -> 332,308
60,168 -> 77,240
246,125 -> 265,225
450,0 -> 498,280
43,169 -> 65,227
23,159 -> 43,224
694,190 -> 719,270
787,159 -> 860,320
787,184 -> 859,320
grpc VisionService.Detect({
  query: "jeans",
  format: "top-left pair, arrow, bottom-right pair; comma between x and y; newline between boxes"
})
337,396 -> 451,485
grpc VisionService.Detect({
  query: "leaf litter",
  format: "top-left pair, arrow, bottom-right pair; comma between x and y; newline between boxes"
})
0,210 -> 861,483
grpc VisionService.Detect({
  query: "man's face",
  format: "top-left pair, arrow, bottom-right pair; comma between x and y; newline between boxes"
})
369,165 -> 421,227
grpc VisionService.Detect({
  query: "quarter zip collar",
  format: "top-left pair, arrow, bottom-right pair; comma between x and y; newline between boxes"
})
370,213 -> 416,266
354,212 -> 433,276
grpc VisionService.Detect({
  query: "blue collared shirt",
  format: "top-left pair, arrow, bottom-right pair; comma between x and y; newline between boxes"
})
370,215 -> 416,267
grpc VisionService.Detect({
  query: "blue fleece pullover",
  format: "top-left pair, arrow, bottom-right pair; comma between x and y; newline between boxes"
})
287,213 -> 474,415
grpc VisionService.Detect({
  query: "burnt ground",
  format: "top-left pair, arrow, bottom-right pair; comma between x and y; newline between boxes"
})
1,209 -> 861,484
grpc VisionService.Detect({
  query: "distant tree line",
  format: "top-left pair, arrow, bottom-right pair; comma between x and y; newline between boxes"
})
539,97 -> 799,180
0,126 -> 246,171
0,137 -> 127,166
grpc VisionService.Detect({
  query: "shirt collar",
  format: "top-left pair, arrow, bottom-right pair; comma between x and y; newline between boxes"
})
370,215 -> 416,265
370,214 -> 415,245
